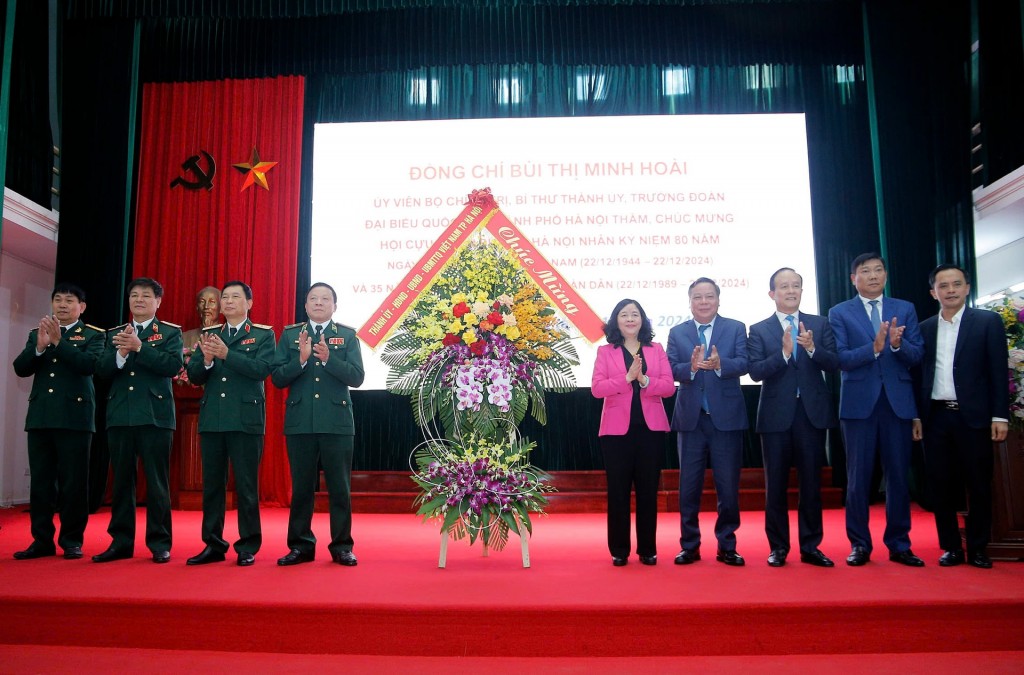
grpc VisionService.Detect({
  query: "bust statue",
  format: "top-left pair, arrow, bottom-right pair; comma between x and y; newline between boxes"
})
181,286 -> 220,349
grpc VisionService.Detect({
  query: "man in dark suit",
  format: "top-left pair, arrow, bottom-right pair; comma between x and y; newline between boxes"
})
828,253 -> 924,567
271,282 -> 365,567
12,283 -> 104,560
186,281 -> 275,567
748,268 -> 839,568
667,277 -> 749,566
912,264 -> 1009,569
93,277 -> 183,563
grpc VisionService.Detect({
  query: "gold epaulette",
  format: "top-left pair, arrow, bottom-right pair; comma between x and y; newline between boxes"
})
107,323 -> 129,332
202,324 -> 223,331
333,322 -> 355,331
85,323 -> 105,332
285,322 -> 305,330
251,323 -> 274,330
160,320 -> 182,329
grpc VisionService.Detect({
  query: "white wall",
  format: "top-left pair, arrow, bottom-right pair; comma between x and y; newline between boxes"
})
0,189 -> 59,507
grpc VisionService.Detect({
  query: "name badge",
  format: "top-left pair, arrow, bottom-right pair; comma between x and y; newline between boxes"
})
328,337 -> 345,345
147,334 -> 163,342
241,338 -> 256,345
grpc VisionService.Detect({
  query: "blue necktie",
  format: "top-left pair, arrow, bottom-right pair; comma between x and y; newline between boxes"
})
868,300 -> 881,333
786,314 -> 798,362
698,323 -> 711,413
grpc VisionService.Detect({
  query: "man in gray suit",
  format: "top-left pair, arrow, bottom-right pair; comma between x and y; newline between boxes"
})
748,268 -> 839,567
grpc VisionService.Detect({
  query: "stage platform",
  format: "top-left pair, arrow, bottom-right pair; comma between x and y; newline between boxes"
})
1,505 -> 1022,672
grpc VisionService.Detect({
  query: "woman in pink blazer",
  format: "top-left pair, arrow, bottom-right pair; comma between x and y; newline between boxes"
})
592,298 -> 676,566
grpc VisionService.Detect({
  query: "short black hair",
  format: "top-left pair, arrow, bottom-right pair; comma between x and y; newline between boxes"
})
850,252 -> 885,275
222,280 -> 253,300
928,264 -> 970,287
127,277 -> 163,298
688,277 -> 720,297
308,282 -> 338,304
768,268 -> 802,291
52,282 -> 86,303
602,298 -> 655,346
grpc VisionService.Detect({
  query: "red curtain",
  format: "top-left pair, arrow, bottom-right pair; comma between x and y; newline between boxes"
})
133,76 -> 304,506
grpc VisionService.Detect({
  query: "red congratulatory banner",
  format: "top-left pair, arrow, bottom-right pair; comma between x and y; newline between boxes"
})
357,189 -> 604,348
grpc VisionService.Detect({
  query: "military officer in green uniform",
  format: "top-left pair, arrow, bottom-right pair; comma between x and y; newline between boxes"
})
93,277 -> 182,564
186,280 -> 275,567
272,282 -> 365,567
12,283 -> 104,560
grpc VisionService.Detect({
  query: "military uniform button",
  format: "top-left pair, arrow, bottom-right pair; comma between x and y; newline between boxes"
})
129,371 -> 135,376
222,377 -> 228,382
316,362 -> 321,366
77,397 -> 83,402
128,386 -> 134,391
315,377 -> 320,382
49,372 -> 56,377
47,388 -> 54,393
314,393 -> 320,399
52,358 -> 58,363
221,392 -> 226,398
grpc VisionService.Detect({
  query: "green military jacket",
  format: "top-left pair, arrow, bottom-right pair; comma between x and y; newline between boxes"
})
12,321 -> 105,432
187,319 -> 275,434
271,321 -> 364,436
96,318 -> 183,430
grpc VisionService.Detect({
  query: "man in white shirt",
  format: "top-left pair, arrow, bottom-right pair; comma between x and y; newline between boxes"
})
912,264 -> 1009,568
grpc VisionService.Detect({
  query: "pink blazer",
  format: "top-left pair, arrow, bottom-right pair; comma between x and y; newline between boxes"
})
591,342 -> 676,436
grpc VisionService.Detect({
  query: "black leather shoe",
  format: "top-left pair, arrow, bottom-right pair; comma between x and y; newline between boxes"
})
938,549 -> 965,567
639,555 -> 657,566
186,546 -> 226,566
612,556 -> 628,566
332,550 -> 358,566
846,546 -> 870,566
799,549 -> 835,567
673,548 -> 701,565
92,547 -> 132,563
13,544 -> 56,560
277,549 -> 315,566
152,550 -> 171,564
889,549 -> 925,567
716,549 -> 745,566
237,552 -> 255,567
62,546 -> 83,560
968,552 -> 993,569
767,549 -> 788,567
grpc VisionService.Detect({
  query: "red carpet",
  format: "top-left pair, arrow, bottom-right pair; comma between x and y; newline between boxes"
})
1,504 -> 1022,666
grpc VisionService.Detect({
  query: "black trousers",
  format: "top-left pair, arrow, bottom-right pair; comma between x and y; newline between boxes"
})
107,425 -> 173,554
760,399 -> 826,554
285,433 -> 354,556
199,431 -> 264,554
923,404 -> 993,554
600,424 -> 664,558
27,429 -> 92,551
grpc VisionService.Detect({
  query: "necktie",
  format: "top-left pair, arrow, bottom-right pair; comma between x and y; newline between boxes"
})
868,300 -> 881,333
698,324 -> 711,413
60,326 -> 68,336
314,325 -> 323,341
229,326 -> 238,338
786,314 -> 798,362
135,323 -> 144,334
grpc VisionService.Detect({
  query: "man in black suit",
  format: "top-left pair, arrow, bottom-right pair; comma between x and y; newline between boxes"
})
667,277 -> 749,566
748,268 -> 839,567
912,264 -> 1009,569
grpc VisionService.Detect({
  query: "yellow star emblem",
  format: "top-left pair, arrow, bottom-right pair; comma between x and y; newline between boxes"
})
232,147 -> 278,191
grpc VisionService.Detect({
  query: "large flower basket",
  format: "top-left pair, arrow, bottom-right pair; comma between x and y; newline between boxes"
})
381,197 -> 579,567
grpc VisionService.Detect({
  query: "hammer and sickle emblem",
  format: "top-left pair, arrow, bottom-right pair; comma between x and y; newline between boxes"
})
170,150 -> 216,190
